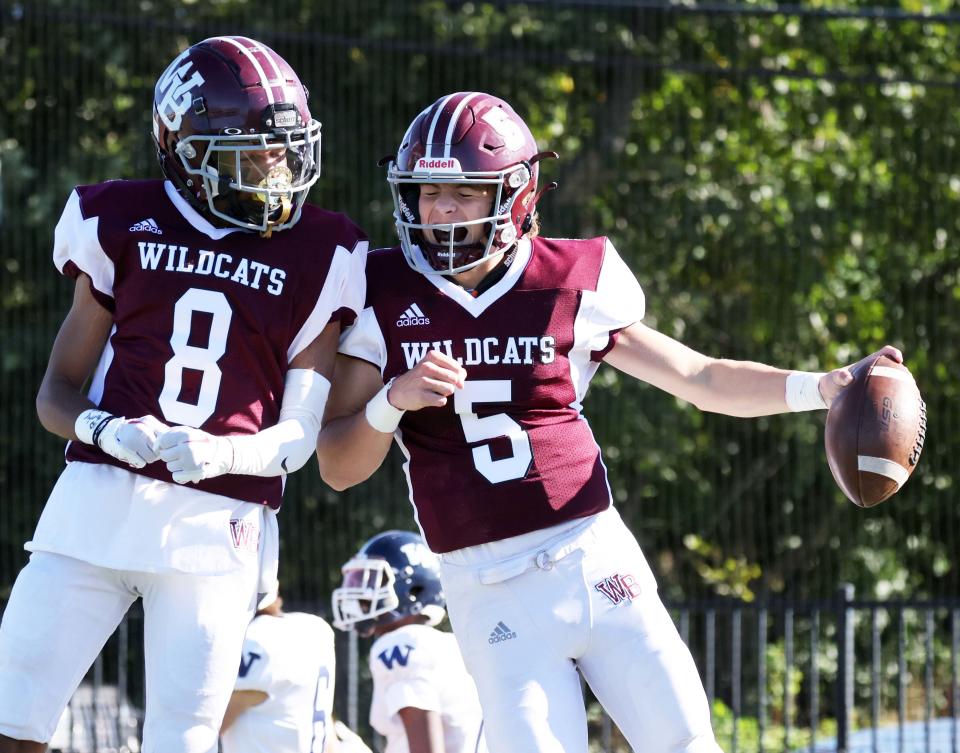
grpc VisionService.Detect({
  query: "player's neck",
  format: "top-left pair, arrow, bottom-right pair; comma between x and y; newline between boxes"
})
451,251 -> 511,295
373,615 -> 430,637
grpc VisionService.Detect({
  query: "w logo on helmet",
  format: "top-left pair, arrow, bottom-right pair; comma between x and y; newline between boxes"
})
155,50 -> 205,131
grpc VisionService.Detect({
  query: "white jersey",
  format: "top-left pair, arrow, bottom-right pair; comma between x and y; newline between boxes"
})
333,720 -> 374,753
221,612 -> 337,753
369,624 -> 485,753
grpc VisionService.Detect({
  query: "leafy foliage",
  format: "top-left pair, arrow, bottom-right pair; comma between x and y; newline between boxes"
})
1,1 -> 957,607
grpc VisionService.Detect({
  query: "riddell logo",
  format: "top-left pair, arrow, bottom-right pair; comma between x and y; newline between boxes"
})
397,303 -> 430,327
414,157 -> 462,173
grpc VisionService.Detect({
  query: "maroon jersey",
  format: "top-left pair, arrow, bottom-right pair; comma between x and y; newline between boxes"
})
339,237 -> 644,551
54,179 -> 367,508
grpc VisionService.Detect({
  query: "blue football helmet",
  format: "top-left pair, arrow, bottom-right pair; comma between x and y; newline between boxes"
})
331,530 -> 445,636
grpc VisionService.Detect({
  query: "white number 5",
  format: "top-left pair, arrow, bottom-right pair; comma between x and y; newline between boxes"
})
454,380 -> 532,484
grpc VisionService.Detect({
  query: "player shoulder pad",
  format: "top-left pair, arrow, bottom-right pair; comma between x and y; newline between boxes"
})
237,633 -> 271,682
362,246 -> 419,304
74,179 -> 167,225
524,235 -> 609,291
367,246 -> 404,276
295,206 -> 368,250
369,625 -> 433,676
290,611 -> 336,647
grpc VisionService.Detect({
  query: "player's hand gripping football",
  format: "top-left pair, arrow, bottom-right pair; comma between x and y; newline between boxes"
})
818,345 -> 903,407
156,426 -> 234,484
388,350 -> 467,411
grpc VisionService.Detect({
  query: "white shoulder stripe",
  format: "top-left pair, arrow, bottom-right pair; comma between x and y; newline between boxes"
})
424,93 -> 459,159
287,241 -> 368,363
53,190 -> 116,299
871,365 -> 914,383
211,36 -> 276,104
858,455 -> 909,486
443,92 -> 480,158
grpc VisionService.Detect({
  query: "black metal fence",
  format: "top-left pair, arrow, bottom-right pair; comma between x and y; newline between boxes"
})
669,591 -> 960,753
39,592 -> 960,753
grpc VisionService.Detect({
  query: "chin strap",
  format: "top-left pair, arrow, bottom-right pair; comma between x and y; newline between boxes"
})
260,195 -> 293,238
420,240 -> 487,273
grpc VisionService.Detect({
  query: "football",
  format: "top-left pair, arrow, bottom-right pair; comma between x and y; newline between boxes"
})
824,355 -> 926,507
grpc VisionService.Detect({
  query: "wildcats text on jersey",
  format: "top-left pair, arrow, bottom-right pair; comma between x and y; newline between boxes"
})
138,241 -> 286,295
401,336 -> 557,370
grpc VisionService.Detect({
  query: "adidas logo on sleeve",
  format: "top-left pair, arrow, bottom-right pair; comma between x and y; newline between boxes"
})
129,218 -> 163,235
487,621 -> 517,645
396,303 -> 430,327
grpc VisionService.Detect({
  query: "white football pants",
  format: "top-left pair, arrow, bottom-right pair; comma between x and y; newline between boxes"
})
440,507 -> 723,753
0,551 -> 257,751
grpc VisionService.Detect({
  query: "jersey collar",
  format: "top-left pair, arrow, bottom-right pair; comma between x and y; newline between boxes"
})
163,181 -> 245,240
418,238 -> 532,318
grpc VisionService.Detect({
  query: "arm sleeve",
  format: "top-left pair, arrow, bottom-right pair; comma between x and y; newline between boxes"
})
567,239 -> 646,405
583,238 -> 645,362
338,306 -> 388,374
226,369 -> 330,477
53,189 -> 116,306
287,238 -> 369,363
383,677 -> 443,717
369,634 -> 443,718
233,637 -> 274,693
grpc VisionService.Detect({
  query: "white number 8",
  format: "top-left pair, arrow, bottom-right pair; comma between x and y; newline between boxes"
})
158,288 -> 232,426
454,380 -> 532,484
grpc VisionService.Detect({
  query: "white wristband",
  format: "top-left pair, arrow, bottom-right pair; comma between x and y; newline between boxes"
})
785,371 -> 828,412
75,408 -> 117,446
365,379 -> 405,434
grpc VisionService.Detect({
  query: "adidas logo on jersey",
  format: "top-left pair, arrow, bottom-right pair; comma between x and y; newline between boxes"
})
129,218 -> 163,235
487,621 -> 517,645
396,303 -> 430,327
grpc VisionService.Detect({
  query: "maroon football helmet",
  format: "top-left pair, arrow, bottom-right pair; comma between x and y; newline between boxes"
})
152,36 -> 321,235
387,92 -> 555,275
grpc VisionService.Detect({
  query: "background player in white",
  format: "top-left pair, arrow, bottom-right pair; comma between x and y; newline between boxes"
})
332,531 -> 486,753
316,92 -> 900,753
0,37 -> 367,753
329,722 -> 375,753
220,580 -> 348,753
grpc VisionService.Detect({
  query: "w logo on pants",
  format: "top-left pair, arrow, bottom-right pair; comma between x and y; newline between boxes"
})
229,519 -> 260,552
594,573 -> 642,605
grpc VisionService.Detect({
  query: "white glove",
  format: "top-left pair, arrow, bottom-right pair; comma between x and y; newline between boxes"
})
75,410 -> 169,469
156,426 -> 234,484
